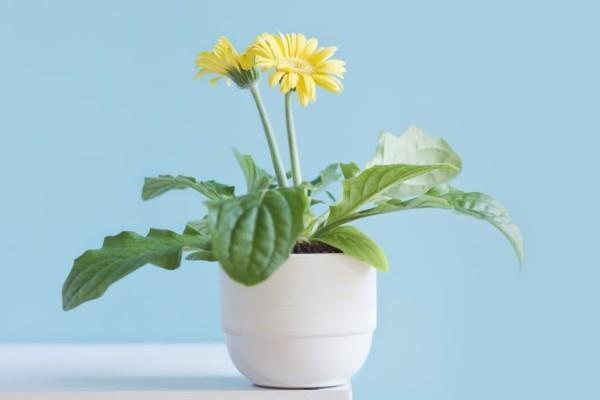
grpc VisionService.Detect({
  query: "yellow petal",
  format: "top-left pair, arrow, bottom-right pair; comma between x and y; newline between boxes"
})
296,77 -> 309,106
214,36 -> 239,61
296,34 -> 307,58
298,90 -> 309,107
312,74 -> 343,93
266,33 -> 284,59
193,69 -> 211,79
288,33 -> 296,57
316,59 -> 346,78
197,58 -> 228,74
280,74 -> 291,93
238,51 -> 253,70
278,32 -> 290,57
288,72 -> 299,89
304,75 -> 316,101
194,51 -> 212,66
309,46 -> 337,67
297,74 -> 316,105
254,55 -> 276,70
301,38 -> 318,58
269,71 -> 285,86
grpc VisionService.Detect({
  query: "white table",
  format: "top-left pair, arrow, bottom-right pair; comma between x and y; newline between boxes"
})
0,344 -> 351,399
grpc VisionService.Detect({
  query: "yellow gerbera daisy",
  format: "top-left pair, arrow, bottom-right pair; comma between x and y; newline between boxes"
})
195,36 -> 258,88
252,33 -> 346,106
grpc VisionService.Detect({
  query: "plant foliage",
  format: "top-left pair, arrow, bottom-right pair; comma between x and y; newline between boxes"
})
62,33 -> 523,310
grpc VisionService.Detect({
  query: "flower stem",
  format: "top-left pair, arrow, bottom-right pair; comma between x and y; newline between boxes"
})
284,92 -> 302,186
249,84 -> 288,187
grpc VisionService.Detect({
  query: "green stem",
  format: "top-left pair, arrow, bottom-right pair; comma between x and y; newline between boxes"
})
284,92 -> 302,186
249,84 -> 288,187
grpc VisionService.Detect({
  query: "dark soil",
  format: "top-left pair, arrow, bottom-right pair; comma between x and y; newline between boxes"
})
293,241 -> 342,254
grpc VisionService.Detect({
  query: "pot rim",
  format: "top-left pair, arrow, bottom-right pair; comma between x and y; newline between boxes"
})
288,252 -> 347,257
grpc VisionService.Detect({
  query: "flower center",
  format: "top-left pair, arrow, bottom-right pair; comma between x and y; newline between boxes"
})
278,57 -> 313,74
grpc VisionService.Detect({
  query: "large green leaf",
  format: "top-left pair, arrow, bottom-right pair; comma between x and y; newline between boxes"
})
433,186 -> 523,264
62,228 -> 209,311
142,175 -> 234,201
207,187 -> 309,285
324,163 -> 458,230
315,225 -> 389,271
234,151 -> 274,193
367,127 -> 462,199
341,185 -> 523,264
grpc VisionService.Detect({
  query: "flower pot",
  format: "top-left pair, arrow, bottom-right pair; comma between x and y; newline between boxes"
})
219,253 -> 377,388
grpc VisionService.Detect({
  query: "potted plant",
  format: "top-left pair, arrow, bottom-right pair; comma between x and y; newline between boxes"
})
62,33 -> 523,389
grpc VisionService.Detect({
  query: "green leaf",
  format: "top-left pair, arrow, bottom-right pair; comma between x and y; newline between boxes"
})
184,219 -> 212,236
435,186 -> 524,264
326,163 -> 459,227
186,250 -> 217,261
207,187 -> 309,285
340,162 -> 361,179
142,175 -> 234,201
184,218 -> 216,261
367,127 -> 462,199
62,228 -> 208,311
315,225 -> 389,271
341,185 -> 523,264
354,195 -> 454,218
234,151 -> 274,193
308,163 -> 341,193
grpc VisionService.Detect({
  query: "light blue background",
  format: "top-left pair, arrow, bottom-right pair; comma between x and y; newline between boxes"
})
1,1 -> 598,399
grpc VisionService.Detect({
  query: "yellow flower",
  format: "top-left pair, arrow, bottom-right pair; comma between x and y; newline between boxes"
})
195,36 -> 258,88
252,33 -> 346,106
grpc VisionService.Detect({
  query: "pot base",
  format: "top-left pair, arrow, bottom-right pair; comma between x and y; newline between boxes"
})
224,332 -> 373,389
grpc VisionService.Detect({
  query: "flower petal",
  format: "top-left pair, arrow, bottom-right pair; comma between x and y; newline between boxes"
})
296,34 -> 306,58
288,72 -> 299,89
309,46 -> 337,67
269,71 -> 285,86
280,74 -> 292,93
278,32 -> 290,57
298,74 -> 316,105
301,38 -> 318,58
316,59 -> 346,78
312,74 -> 343,93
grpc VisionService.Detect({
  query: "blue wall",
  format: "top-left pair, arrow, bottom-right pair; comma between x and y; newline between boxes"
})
1,1 -> 598,398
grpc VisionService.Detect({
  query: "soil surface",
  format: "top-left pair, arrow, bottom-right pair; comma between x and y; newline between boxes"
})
293,241 -> 342,254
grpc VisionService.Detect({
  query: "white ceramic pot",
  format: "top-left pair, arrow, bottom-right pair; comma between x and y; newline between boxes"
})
219,253 -> 377,388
